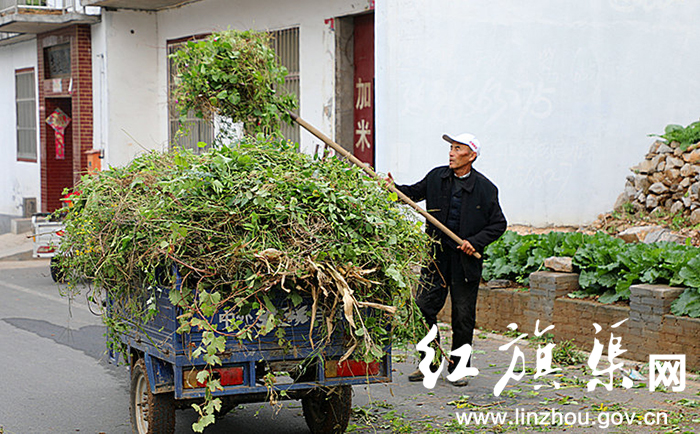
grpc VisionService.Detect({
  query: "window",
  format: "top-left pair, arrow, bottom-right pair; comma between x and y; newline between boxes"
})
16,69 -> 37,161
270,27 -> 300,144
167,37 -> 215,154
44,43 -> 71,79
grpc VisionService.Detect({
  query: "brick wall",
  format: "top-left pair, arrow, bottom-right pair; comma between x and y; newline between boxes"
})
661,315 -> 700,368
38,25 -> 93,212
438,271 -> 700,369
473,287 -> 529,331
552,298 -> 629,352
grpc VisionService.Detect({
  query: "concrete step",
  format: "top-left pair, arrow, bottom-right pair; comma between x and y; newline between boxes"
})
11,218 -> 32,235
0,232 -> 35,261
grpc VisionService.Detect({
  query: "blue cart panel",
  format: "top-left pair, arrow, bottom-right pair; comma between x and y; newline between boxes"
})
110,282 -> 392,401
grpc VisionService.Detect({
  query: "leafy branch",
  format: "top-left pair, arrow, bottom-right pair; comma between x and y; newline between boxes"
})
170,29 -> 298,135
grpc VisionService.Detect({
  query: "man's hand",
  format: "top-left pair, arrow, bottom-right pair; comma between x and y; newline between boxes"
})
383,172 -> 395,189
458,240 -> 476,255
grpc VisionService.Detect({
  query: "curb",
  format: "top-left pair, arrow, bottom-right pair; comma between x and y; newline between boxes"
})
0,249 -> 34,262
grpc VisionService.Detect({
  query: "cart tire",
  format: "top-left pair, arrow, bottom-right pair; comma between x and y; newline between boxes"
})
130,358 -> 175,434
50,256 -> 65,283
302,385 -> 352,434
216,402 -> 237,417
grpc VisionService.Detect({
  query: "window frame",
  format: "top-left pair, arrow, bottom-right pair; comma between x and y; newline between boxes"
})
167,34 -> 215,154
269,26 -> 300,144
15,67 -> 38,162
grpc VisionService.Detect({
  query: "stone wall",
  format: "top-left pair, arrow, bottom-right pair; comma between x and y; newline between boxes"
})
617,140 -> 700,225
438,271 -> 700,369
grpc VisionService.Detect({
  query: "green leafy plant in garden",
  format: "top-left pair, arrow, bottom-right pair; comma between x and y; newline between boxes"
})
482,231 -> 587,285
482,231 -> 700,317
670,255 -> 700,318
57,138 -> 431,431
650,121 -> 700,151
170,29 -> 297,135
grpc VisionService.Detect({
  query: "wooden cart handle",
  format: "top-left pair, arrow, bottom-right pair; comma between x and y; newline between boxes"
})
290,113 -> 481,259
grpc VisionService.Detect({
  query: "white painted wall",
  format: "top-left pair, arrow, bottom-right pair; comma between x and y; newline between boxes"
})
376,0 -> 700,226
0,39 -> 40,219
91,20 -> 106,163
101,10 -> 164,168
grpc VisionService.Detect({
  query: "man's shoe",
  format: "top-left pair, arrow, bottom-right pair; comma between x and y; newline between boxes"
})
451,377 -> 470,387
408,369 -> 424,382
408,362 -> 441,382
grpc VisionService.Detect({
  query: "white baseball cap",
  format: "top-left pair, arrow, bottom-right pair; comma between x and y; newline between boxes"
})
442,133 -> 481,157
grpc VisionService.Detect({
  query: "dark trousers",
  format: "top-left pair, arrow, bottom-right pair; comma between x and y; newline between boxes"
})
416,246 -> 480,369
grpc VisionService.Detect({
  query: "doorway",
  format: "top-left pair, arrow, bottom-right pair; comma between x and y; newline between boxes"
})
335,11 -> 375,167
352,13 -> 375,166
44,97 -> 74,212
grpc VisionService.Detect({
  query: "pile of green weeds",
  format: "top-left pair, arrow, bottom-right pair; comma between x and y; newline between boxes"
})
60,136 -> 431,351
57,137 -> 431,430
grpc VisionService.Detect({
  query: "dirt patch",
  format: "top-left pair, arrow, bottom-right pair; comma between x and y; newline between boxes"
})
586,211 -> 700,247
509,213 -> 700,247
508,224 -> 580,235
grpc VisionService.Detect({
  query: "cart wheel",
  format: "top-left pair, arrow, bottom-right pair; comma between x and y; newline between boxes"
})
216,402 -> 237,418
130,358 -> 175,434
50,256 -> 65,283
302,385 -> 352,434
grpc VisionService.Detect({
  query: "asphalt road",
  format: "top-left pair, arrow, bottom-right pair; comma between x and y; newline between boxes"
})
2,259 -> 699,434
0,260 -> 313,434
0,260 -> 418,434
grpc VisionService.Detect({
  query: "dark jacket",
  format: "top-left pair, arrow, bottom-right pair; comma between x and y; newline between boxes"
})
396,166 -> 507,282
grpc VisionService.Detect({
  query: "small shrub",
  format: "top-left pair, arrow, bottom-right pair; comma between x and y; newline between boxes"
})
650,121 -> 700,151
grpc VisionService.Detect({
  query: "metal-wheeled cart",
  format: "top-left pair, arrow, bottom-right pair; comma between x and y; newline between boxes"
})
110,272 -> 391,434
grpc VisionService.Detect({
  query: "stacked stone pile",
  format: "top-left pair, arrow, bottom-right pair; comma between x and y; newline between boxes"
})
617,140 -> 700,225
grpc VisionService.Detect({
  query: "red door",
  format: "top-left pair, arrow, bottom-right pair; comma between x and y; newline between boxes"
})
353,13 -> 374,166
44,98 -> 74,212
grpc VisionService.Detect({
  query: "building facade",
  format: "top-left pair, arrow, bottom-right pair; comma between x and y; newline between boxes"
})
2,0 -> 700,231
